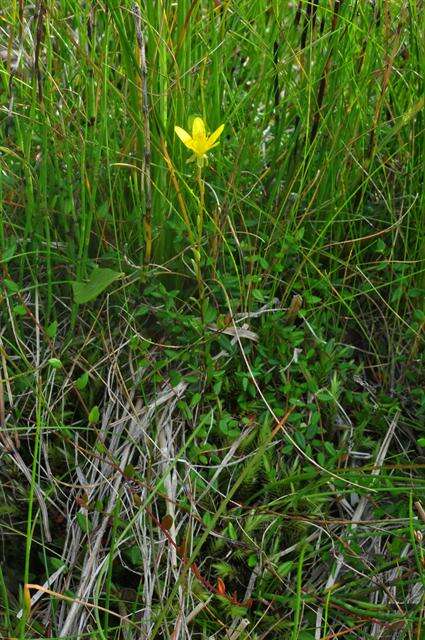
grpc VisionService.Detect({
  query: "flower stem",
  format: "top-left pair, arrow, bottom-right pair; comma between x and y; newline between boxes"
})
196,164 -> 206,324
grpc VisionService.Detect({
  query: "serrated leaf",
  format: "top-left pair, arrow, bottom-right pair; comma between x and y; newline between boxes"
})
72,267 -> 123,304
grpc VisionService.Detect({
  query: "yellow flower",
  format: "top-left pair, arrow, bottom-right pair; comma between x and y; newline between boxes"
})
174,116 -> 224,167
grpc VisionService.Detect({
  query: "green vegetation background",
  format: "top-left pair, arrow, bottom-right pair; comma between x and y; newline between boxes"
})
0,1 -> 424,639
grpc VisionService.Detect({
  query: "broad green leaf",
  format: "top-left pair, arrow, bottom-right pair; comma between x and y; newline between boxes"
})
48,358 -> 62,369
72,267 -> 123,304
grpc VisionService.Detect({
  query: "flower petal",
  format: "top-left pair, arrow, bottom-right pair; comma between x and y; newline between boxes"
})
207,123 -> 224,147
174,126 -> 194,150
192,117 -> 206,141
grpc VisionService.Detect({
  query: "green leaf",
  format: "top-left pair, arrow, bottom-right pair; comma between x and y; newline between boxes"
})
204,303 -> 217,323
169,370 -> 182,387
3,278 -> 19,292
95,441 -> 107,454
58,425 -> 73,439
294,430 -> 306,448
0,504 -> 20,515
75,372 -> 89,390
277,560 -> 293,577
226,521 -> 237,540
76,512 -> 92,533
123,464 -> 135,478
190,392 -> 202,408
46,321 -> 58,338
50,557 -> 66,571
48,358 -> 62,369
88,406 -> 100,424
252,288 -> 265,302
324,441 -> 336,456
126,545 -> 142,566
71,267 -> 123,304
13,304 -> 27,316
247,554 -> 257,568
229,605 -> 248,617
0,240 -> 17,264
316,390 -> 333,402
219,416 -> 240,438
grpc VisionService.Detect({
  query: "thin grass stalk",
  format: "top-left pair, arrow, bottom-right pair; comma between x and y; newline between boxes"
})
19,376 -> 43,638
133,2 -> 153,264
